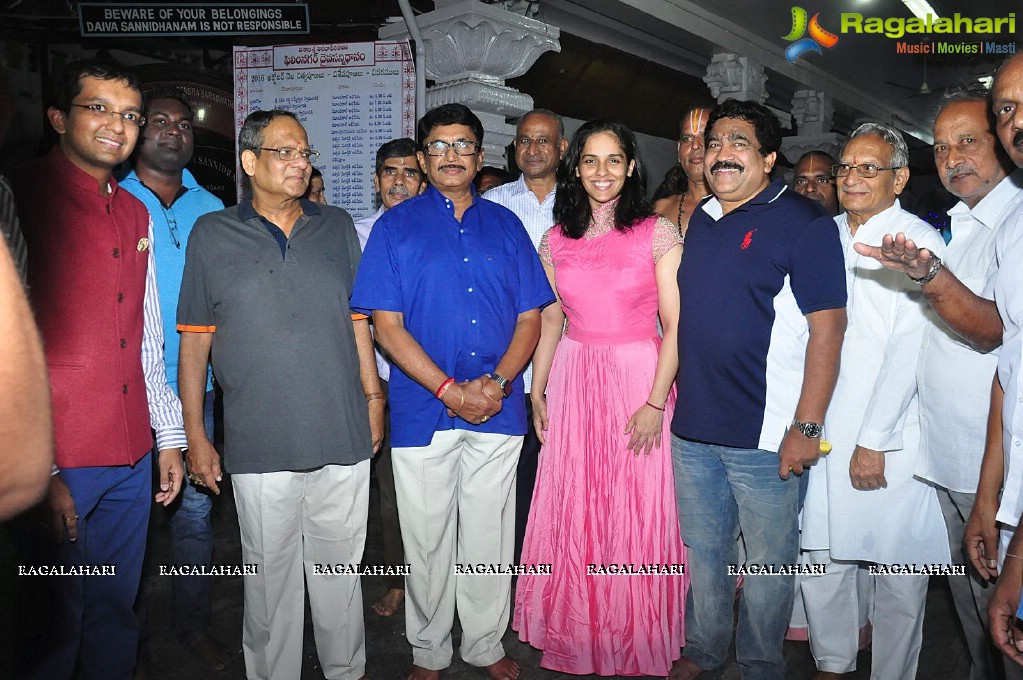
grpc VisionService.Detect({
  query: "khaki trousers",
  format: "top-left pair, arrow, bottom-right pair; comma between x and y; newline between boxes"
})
392,429 -> 521,670
233,460 -> 370,680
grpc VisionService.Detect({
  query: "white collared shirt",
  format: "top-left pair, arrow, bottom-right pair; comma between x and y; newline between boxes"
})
353,205 -> 391,381
994,172 -> 1023,527
917,172 -> 1023,492
484,175 -> 556,393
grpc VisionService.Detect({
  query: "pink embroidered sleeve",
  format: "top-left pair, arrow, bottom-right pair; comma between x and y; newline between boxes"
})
538,228 -> 554,266
652,216 -> 683,264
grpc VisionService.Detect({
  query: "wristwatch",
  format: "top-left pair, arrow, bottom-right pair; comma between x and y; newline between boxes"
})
907,253 -> 943,285
488,373 -> 513,399
792,418 -> 823,439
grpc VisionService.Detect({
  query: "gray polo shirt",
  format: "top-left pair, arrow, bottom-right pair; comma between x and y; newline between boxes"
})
177,199 -> 371,473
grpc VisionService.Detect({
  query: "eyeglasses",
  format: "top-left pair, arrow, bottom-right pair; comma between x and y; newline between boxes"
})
70,103 -> 146,127
831,163 -> 903,178
422,140 -> 479,156
794,176 -> 835,186
259,147 -> 320,162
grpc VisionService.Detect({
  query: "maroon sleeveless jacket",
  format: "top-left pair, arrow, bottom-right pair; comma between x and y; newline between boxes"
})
16,148 -> 153,468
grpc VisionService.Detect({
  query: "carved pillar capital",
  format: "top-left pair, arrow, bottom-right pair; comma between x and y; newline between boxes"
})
380,0 -> 560,166
780,132 -> 843,167
791,89 -> 835,135
702,53 -> 767,104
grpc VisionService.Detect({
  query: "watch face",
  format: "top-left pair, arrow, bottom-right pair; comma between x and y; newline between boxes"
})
803,422 -> 822,438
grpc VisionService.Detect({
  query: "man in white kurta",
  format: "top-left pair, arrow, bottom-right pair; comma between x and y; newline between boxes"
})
800,123 -> 950,680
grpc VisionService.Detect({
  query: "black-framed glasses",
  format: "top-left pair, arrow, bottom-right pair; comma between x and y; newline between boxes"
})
70,103 -> 146,127
832,163 -> 903,178
794,176 -> 835,187
259,147 -> 320,162
422,139 -> 479,156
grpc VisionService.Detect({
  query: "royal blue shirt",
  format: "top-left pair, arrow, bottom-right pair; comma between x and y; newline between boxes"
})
120,168 -> 223,394
351,185 -> 555,447
673,180 -> 847,451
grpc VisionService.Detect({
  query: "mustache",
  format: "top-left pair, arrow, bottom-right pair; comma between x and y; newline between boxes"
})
710,161 -> 744,173
1014,130 -> 1023,148
387,186 -> 411,197
439,164 -> 464,172
945,163 -> 975,182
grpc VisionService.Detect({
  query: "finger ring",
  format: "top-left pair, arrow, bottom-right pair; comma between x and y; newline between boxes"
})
481,416 -> 489,423
63,515 -> 78,525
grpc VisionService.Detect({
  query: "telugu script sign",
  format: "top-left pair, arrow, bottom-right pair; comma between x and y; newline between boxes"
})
234,42 -> 416,218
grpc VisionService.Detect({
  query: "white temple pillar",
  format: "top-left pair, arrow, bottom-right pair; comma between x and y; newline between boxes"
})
781,89 -> 843,163
702,52 -> 792,133
380,0 -> 560,167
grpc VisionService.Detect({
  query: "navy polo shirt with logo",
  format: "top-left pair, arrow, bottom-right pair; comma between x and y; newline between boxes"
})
673,179 -> 846,452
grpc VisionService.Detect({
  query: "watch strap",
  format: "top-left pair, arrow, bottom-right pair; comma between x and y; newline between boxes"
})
488,373 -> 512,398
908,253 -> 943,285
792,418 -> 823,438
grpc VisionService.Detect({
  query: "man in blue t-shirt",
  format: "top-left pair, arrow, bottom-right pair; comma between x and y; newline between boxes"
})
671,99 -> 847,680
119,88 -> 229,671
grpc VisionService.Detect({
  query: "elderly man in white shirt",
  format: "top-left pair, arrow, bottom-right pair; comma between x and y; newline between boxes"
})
482,108 -> 567,563
352,137 -> 426,618
853,54 -> 1023,674
916,85 -> 1022,680
800,123 -> 949,680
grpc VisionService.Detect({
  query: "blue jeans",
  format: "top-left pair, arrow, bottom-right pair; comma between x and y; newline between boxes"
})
671,436 -> 799,680
20,455 -> 152,680
168,390 -> 216,644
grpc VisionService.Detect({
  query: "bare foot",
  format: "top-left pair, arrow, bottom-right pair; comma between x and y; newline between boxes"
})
407,666 -> 441,680
485,656 -> 520,680
669,657 -> 704,680
373,588 -> 405,616
187,633 -> 232,671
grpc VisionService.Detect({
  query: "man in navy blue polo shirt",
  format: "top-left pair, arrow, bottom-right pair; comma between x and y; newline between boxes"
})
671,99 -> 847,680
351,103 -> 553,680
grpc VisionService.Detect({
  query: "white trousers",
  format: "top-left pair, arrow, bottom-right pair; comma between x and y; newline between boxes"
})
790,552 -> 872,637
801,550 -> 926,679
392,429 -> 521,670
233,461 -> 370,680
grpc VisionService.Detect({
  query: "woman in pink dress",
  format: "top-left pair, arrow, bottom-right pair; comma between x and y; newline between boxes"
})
513,120 -> 687,676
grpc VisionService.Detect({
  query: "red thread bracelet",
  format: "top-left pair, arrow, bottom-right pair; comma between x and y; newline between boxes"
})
435,377 -> 455,399
645,401 -> 665,412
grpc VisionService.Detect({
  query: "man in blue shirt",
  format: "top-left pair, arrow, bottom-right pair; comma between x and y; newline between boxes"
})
671,99 -> 847,680
351,103 -> 554,680
119,87 -> 229,671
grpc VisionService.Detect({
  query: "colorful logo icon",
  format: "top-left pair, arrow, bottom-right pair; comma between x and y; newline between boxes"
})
783,7 -> 839,63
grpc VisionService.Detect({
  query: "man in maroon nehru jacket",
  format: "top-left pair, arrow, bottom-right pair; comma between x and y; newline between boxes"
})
12,59 -> 186,680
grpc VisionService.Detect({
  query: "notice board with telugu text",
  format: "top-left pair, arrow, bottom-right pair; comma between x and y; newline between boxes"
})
233,41 -> 415,218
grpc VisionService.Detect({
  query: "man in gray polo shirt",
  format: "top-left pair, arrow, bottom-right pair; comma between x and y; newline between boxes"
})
177,109 -> 384,680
